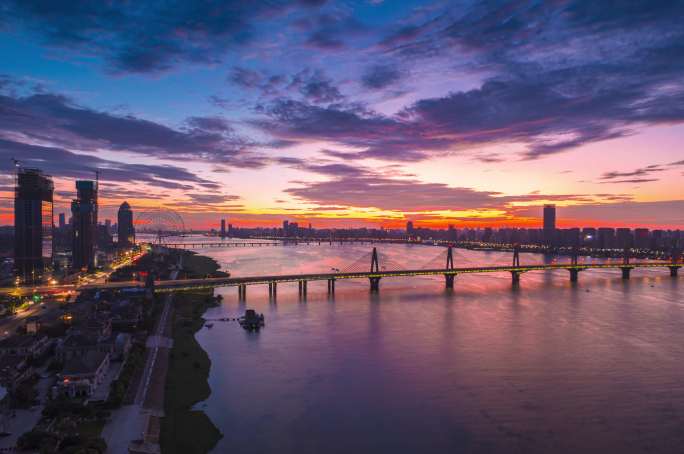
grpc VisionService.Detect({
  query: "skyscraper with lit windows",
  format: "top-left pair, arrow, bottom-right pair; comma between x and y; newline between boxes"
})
14,167 -> 54,283
72,180 -> 98,271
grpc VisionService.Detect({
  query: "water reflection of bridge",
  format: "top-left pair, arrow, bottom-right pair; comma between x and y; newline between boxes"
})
89,246 -> 681,301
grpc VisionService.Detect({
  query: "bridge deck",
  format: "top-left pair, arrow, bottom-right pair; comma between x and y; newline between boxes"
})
2,262 -> 679,296
78,261 -> 679,291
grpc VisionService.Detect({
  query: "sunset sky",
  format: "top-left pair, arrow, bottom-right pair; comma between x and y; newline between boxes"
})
1,1 -> 683,229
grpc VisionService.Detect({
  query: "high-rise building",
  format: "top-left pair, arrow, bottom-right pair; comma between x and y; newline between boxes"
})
220,219 -> 226,237
448,224 -> 458,241
582,227 -> 597,247
14,168 -> 54,283
104,219 -> 112,233
117,201 -> 135,248
543,204 -> 556,245
406,221 -> 414,235
72,180 -> 98,271
597,227 -> 616,249
283,220 -> 289,237
58,212 -> 66,229
634,228 -> 650,249
616,228 -> 632,249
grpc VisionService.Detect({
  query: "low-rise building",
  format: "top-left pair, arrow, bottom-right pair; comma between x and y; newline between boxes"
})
56,329 -> 133,363
0,355 -> 33,390
110,300 -> 143,330
0,334 -> 51,358
113,332 -> 132,361
54,351 -> 110,398
80,313 -> 113,340
55,332 -> 110,361
25,316 -> 43,334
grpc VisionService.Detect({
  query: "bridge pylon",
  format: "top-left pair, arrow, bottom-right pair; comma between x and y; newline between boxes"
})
569,246 -> 580,283
512,244 -> 521,267
369,247 -> 381,292
510,244 -> 522,286
445,246 -> 455,289
620,246 -> 633,279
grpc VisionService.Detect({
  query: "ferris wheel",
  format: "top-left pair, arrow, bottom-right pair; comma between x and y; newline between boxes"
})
135,207 -> 186,243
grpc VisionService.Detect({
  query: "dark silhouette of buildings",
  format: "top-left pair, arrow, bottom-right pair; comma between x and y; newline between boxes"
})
14,168 -> 54,283
543,204 -> 556,245
58,212 -> 66,229
117,202 -> 135,248
220,219 -> 226,237
72,180 -> 98,271
97,223 -> 114,251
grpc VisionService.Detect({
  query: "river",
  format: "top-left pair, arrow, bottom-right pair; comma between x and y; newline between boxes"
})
186,240 -> 683,454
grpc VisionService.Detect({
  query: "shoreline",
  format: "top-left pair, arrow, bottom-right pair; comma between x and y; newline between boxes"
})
159,250 -> 225,454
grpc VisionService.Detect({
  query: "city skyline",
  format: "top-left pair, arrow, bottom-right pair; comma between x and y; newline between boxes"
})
1,1 -> 684,229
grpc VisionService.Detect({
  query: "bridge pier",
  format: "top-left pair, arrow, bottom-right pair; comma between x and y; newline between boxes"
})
670,266 -> 680,277
327,279 -> 335,294
511,271 -> 521,285
298,280 -> 307,297
569,269 -> 580,283
445,274 -> 455,289
238,284 -> 247,301
369,277 -> 381,292
621,267 -> 631,279
268,282 -> 277,298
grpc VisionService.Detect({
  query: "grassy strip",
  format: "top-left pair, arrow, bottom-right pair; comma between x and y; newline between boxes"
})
160,290 -> 222,454
160,250 -> 224,454
175,250 -> 229,279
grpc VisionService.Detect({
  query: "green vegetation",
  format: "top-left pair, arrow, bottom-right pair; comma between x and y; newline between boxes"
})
174,250 -> 228,279
159,250 -> 225,454
20,398 -> 109,453
160,290 -> 222,454
12,378 -> 38,408
107,343 -> 145,407
17,429 -> 59,452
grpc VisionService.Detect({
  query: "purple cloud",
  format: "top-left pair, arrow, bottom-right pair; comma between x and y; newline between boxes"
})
0,87 -> 263,165
361,64 -> 402,89
283,163 -> 625,212
0,138 -> 218,193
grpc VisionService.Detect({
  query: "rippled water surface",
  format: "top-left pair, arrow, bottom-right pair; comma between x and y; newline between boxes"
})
187,241 -> 683,454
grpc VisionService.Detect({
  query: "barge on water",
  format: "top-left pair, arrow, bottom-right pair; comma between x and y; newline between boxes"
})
239,309 -> 265,331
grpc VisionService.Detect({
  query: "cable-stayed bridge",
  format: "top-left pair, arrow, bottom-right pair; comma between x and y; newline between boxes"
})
13,246 -> 679,301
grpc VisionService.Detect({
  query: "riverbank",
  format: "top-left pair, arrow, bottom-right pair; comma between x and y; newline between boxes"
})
160,250 -> 225,454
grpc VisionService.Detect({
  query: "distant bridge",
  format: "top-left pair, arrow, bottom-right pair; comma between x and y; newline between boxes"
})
160,237 -> 412,248
80,245 -> 683,300
4,246 -> 681,300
